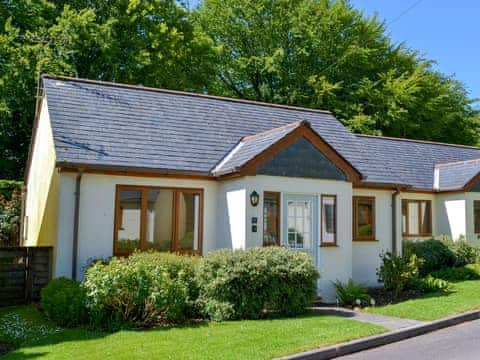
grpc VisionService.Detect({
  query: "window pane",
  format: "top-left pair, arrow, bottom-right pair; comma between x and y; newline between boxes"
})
402,201 -> 407,234
475,201 -> 480,234
420,201 -> 431,234
408,202 -> 420,234
356,199 -> 374,238
177,192 -> 200,251
322,196 -> 336,244
117,190 -> 141,252
145,189 -> 173,251
263,193 -> 279,246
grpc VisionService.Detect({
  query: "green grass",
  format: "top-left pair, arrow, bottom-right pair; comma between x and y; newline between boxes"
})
0,306 -> 385,360
369,280 -> 480,321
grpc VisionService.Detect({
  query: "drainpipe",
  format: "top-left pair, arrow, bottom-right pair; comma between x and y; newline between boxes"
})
391,188 -> 401,254
72,170 -> 83,280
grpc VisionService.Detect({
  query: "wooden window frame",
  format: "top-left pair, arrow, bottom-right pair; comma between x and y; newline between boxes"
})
402,199 -> 432,237
114,185 -> 204,256
263,191 -> 281,246
353,196 -> 376,241
320,194 -> 337,247
474,200 -> 480,234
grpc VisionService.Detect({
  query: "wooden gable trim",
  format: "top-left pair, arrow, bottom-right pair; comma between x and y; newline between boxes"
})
218,123 -> 362,183
463,171 -> 480,192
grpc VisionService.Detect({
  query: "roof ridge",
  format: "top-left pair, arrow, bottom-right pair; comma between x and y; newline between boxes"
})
357,134 -> 480,150
41,74 -> 332,115
241,120 -> 308,142
435,158 -> 480,168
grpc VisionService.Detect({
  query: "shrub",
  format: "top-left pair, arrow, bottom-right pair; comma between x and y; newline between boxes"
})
0,181 -> 22,247
83,252 -> 199,330
196,247 -> 319,321
408,275 -> 449,293
40,278 -> 87,327
431,264 -> 480,281
403,239 -> 456,275
404,238 -> 480,275
377,252 -> 421,299
332,279 -> 371,307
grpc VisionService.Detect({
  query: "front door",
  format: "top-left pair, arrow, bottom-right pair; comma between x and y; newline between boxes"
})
282,194 -> 318,264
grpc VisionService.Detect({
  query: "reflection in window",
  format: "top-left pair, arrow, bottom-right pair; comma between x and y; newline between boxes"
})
117,190 -> 141,253
322,195 -> 336,244
353,197 -> 375,241
474,201 -> 480,234
146,190 -> 173,251
263,192 -> 280,246
402,200 -> 432,236
177,192 -> 200,252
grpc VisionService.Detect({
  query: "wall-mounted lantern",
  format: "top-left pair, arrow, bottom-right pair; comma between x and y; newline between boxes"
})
250,191 -> 260,207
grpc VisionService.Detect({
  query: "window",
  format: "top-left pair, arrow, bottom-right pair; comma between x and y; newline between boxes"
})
287,200 -> 312,250
263,192 -> 280,246
353,197 -> 375,241
402,199 -> 432,236
321,195 -> 337,245
114,185 -> 203,255
474,201 -> 480,234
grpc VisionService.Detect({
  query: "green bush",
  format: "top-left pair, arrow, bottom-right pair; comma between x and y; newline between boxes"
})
377,252 -> 421,299
431,264 -> 480,281
40,278 -> 87,327
196,247 -> 319,321
0,181 -> 22,247
404,238 -> 480,275
408,275 -> 449,293
83,252 -> 199,330
332,279 -> 371,307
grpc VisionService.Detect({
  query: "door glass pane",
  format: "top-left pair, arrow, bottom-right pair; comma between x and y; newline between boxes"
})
287,200 -> 312,249
263,193 -> 280,246
117,190 -> 141,252
177,192 -> 200,252
145,189 -> 174,251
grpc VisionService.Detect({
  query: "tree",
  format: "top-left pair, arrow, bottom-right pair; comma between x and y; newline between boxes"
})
0,0 -> 216,179
195,0 -> 479,144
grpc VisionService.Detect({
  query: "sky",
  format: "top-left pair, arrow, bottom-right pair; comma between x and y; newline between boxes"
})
188,0 -> 480,104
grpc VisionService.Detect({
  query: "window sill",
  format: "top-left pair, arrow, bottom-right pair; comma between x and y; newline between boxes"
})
320,244 -> 339,248
402,234 -> 432,238
353,239 -> 379,242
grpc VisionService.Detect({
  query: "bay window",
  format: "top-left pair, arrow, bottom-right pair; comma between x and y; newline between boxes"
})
115,185 -> 203,256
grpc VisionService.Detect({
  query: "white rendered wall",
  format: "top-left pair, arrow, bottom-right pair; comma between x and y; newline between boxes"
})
238,175 -> 353,302
352,189 -> 393,287
435,193 -> 466,241
55,173 -> 219,280
466,192 -> 480,245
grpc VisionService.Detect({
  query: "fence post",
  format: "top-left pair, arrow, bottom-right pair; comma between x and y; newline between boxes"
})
24,247 -> 33,304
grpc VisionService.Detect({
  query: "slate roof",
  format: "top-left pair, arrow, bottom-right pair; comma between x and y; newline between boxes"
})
354,135 -> 480,190
42,75 -> 480,191
43,76 -> 360,176
435,159 -> 480,191
212,121 -> 305,175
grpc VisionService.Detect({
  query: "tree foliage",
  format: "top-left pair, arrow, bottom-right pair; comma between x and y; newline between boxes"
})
0,0 -> 478,180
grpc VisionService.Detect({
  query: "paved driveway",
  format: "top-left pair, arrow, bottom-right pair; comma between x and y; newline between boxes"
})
338,319 -> 480,360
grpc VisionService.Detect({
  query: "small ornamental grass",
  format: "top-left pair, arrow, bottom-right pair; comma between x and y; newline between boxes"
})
196,247 -> 319,321
83,252 -> 199,330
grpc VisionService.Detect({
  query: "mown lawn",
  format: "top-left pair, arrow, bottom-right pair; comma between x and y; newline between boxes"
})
0,306 -> 385,360
369,280 -> 480,321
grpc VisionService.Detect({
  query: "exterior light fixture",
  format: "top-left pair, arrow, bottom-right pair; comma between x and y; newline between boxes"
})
250,191 -> 260,207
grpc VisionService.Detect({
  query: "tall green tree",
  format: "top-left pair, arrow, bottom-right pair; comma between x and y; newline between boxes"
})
0,0 -> 216,179
195,0 -> 479,144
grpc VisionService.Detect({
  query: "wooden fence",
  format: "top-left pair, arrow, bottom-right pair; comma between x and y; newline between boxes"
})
0,247 -> 53,307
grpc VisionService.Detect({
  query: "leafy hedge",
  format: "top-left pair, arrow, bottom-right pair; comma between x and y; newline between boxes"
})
404,238 -> 480,275
0,180 -> 22,246
41,278 -> 87,327
83,252 -> 199,330
196,247 -> 319,321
